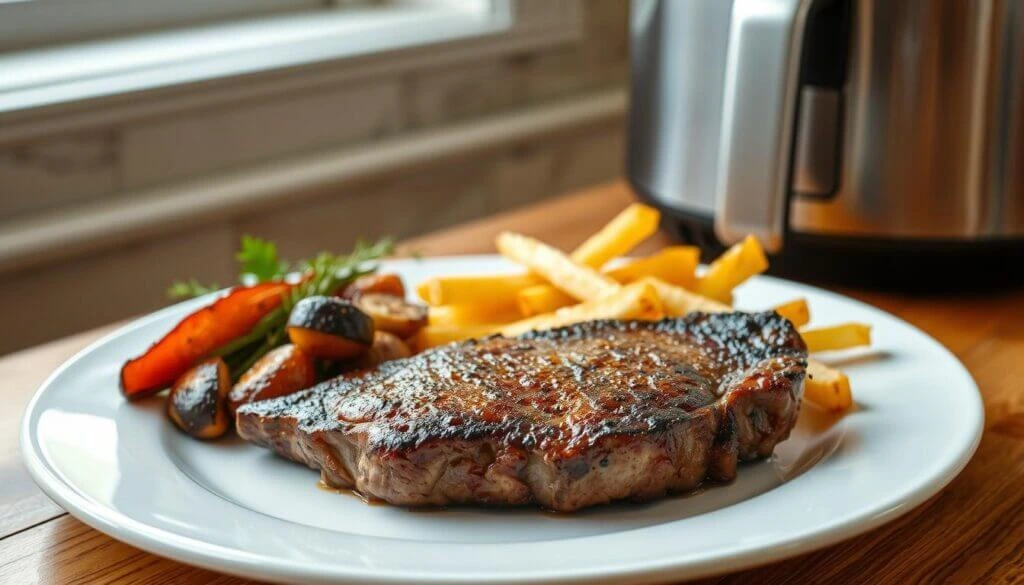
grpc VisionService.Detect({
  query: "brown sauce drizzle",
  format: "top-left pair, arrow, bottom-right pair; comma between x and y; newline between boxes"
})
316,481 -> 385,505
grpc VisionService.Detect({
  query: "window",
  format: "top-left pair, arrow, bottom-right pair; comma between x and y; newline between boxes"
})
0,1 -> 328,50
0,1 -> 505,51
0,0 -> 513,115
0,0 -> 590,278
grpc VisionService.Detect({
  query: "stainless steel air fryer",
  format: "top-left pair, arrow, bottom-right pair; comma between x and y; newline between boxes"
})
628,0 -> 1024,289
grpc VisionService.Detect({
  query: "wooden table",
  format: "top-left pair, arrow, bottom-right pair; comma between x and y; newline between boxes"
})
2,181 -> 1022,583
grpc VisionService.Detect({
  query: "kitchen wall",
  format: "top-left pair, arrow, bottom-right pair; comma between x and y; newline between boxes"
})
0,0 -> 629,355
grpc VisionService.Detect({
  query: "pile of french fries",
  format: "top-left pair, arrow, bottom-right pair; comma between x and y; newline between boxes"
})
414,203 -> 871,412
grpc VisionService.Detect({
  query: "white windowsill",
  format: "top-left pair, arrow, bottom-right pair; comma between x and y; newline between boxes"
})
0,0 -> 509,116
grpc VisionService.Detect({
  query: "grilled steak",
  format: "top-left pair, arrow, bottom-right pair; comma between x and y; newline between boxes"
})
237,311 -> 806,512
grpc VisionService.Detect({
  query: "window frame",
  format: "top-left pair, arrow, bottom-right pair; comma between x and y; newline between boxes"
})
0,1 -> 522,121
0,0 -> 331,51
0,0 -> 583,144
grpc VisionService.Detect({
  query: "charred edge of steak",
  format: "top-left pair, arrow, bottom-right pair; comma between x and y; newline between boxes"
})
515,310 -> 807,365
237,311 -> 806,511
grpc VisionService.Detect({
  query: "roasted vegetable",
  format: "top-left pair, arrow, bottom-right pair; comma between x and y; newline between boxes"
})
338,331 -> 413,373
124,237 -> 393,401
228,344 -> 316,414
221,239 -> 392,377
355,293 -> 428,339
167,357 -> 232,439
121,282 -> 292,399
366,331 -> 412,364
342,273 -> 405,299
287,296 -> 375,359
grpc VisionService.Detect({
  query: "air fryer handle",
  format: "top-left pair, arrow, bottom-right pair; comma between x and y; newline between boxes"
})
714,0 -> 813,253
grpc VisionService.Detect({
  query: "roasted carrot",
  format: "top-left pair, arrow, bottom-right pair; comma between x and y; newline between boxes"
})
120,282 -> 292,398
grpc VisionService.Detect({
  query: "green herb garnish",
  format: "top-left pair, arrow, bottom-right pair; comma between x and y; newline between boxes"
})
169,236 -> 393,298
287,238 -> 394,304
166,279 -> 221,300
236,235 -> 289,284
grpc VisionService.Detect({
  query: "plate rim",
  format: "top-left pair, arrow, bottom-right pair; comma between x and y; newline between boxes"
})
20,255 -> 985,584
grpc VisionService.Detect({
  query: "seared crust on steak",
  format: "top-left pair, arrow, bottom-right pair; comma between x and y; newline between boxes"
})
237,311 -> 806,511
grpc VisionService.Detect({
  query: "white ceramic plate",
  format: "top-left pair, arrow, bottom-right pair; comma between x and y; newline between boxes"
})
22,256 -> 983,584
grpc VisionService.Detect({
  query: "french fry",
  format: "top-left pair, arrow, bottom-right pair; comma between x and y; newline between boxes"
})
518,285 -> 576,317
501,282 -> 663,337
696,235 -> 770,303
604,246 -> 700,289
570,203 -> 661,268
419,281 -> 666,346
417,204 -> 659,306
804,359 -> 853,411
412,323 -> 499,350
517,246 -> 702,317
773,298 -> 811,327
428,301 -> 521,327
801,323 -> 872,353
415,280 -> 433,305
416,273 -> 541,306
496,232 -> 619,302
638,277 -> 730,316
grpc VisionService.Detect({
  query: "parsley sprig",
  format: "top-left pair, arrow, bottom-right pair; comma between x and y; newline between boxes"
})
169,236 -> 393,299
170,235 -> 394,378
237,235 -> 290,284
285,238 -> 395,307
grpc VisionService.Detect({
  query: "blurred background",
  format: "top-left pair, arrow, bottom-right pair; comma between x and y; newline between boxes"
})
0,0 -> 627,355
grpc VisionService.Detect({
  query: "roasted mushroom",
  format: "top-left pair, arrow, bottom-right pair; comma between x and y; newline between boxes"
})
341,273 -> 405,299
287,296 -> 375,359
369,330 -> 412,361
228,344 -> 316,414
167,357 -> 232,439
352,331 -> 413,370
355,293 -> 428,339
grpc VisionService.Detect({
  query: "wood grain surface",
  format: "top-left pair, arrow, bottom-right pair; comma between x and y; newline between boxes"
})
2,181 -> 1022,584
